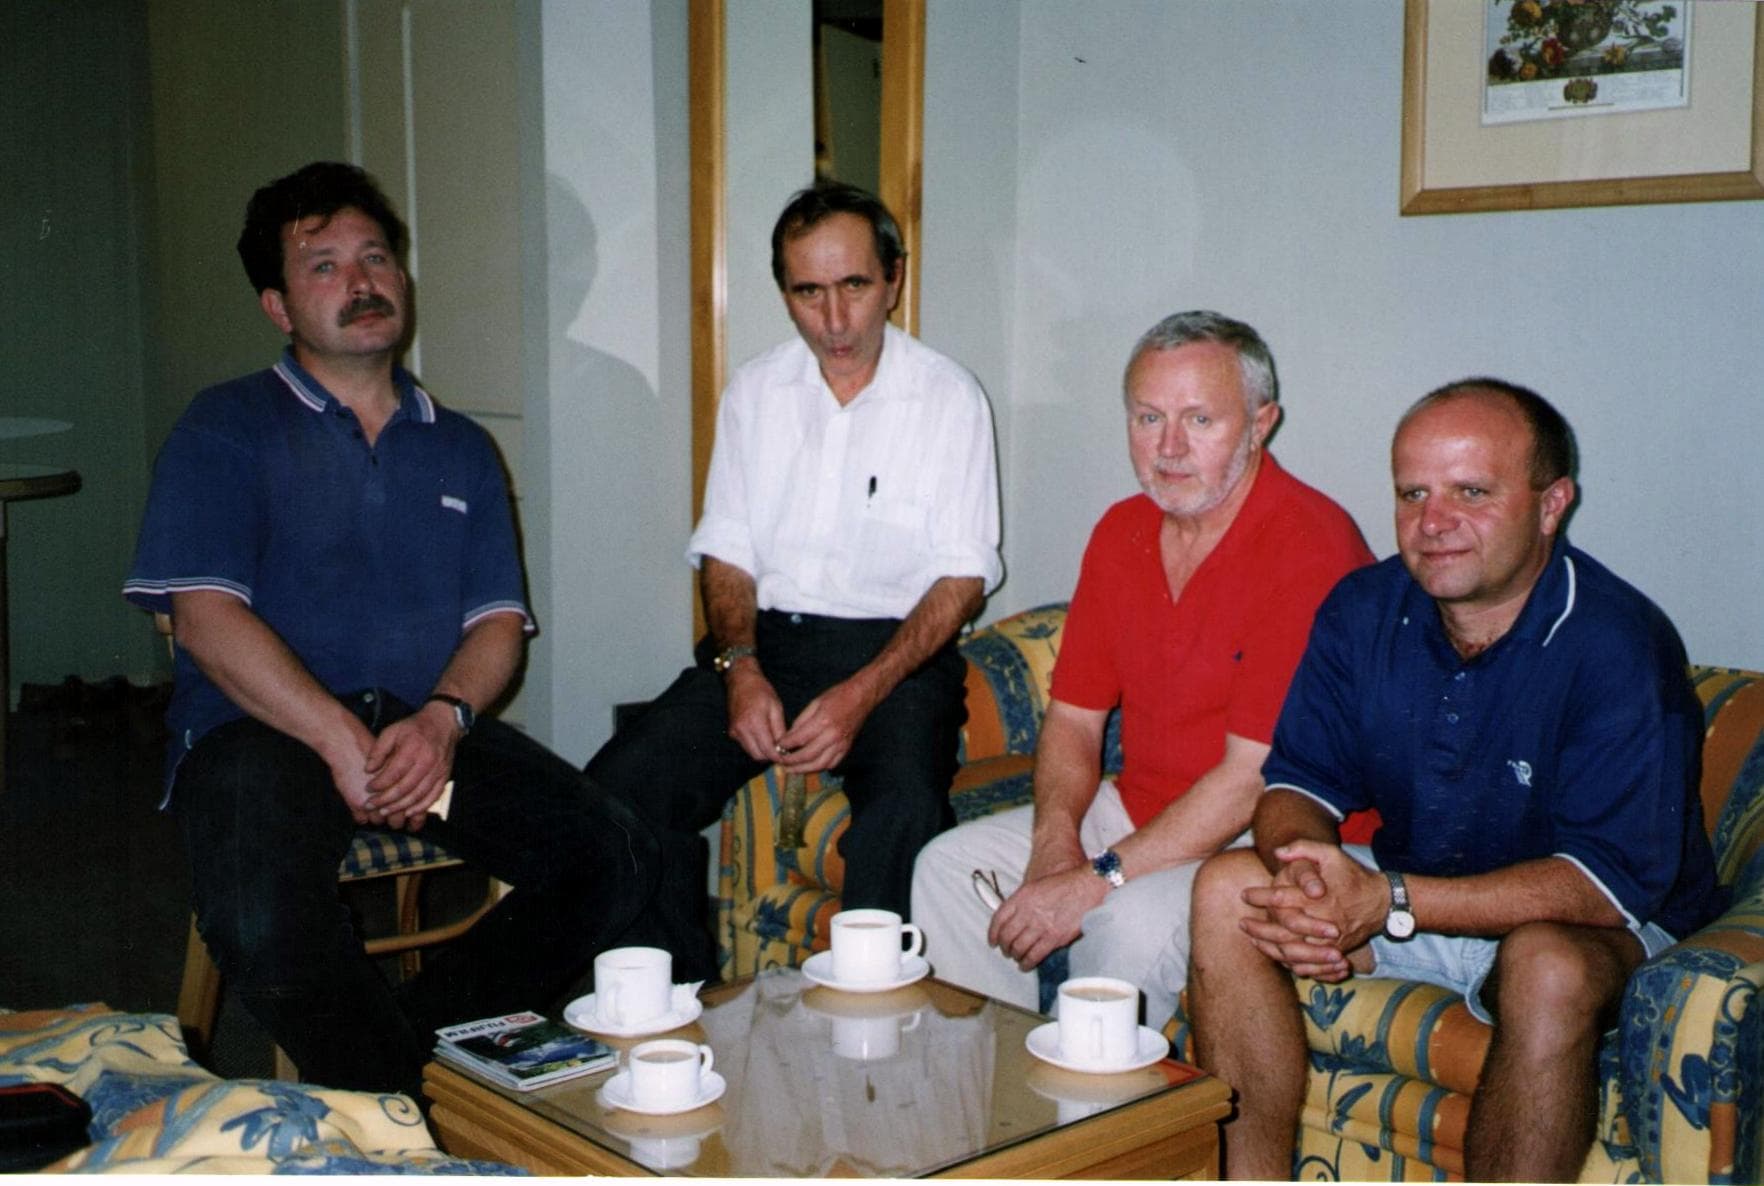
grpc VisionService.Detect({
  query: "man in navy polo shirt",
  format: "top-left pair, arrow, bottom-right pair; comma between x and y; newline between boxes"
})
124,162 -> 659,1099
1187,380 -> 1723,1181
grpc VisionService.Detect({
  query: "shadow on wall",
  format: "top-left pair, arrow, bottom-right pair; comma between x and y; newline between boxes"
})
543,174 -> 687,749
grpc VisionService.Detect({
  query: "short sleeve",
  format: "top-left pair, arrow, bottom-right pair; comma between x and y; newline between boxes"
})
1048,518 -> 1123,713
123,403 -> 261,613
459,432 -> 534,632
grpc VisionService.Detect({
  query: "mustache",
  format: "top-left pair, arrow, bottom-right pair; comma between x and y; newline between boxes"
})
338,294 -> 396,326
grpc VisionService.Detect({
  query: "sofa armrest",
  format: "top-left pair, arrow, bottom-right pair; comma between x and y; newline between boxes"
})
1616,879 -> 1764,1186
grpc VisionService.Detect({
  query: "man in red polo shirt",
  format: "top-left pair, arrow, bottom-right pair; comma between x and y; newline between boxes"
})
911,311 -> 1373,1028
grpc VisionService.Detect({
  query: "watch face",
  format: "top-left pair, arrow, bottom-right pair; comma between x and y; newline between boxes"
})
1386,910 -> 1417,940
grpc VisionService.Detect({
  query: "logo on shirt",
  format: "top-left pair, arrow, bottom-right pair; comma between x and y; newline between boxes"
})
440,495 -> 469,515
1507,759 -> 1533,788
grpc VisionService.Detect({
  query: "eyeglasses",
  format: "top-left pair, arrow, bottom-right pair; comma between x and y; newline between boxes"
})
970,868 -> 1004,913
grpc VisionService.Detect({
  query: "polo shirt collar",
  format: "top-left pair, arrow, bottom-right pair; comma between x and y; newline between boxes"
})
1402,535 -> 1577,661
271,348 -> 437,424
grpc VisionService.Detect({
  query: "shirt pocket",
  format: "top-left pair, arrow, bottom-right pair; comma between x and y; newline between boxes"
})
850,490 -> 931,593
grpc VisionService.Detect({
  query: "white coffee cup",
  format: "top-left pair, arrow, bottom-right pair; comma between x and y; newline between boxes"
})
626,1038 -> 715,1109
595,945 -> 673,1027
830,1009 -> 922,1061
1056,976 -> 1139,1066
829,908 -> 924,984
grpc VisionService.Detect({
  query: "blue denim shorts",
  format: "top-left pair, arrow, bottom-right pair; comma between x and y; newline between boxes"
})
1347,845 -> 1675,1025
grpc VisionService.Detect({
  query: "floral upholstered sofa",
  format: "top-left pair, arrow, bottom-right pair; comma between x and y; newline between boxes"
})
1166,665 -> 1764,1183
0,1004 -> 518,1174
716,604 -> 1764,1183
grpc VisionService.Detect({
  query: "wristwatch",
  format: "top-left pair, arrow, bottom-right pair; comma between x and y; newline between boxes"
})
1383,870 -> 1416,940
425,693 -> 475,736
712,644 -> 757,674
1090,848 -> 1126,889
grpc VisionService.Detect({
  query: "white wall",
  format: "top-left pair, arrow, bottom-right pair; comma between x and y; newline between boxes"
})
923,0 -> 1764,669
532,0 -> 693,762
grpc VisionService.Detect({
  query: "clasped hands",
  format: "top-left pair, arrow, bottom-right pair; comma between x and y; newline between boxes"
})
1239,840 -> 1388,983
724,665 -> 876,774
327,702 -> 459,831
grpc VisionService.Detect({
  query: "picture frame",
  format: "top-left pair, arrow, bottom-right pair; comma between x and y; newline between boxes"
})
1401,0 -> 1764,215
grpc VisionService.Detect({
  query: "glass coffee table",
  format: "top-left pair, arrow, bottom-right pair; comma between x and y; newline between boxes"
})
423,969 -> 1228,1177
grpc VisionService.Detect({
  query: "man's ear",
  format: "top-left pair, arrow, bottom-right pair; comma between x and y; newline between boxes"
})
1251,400 -> 1282,449
1539,476 -> 1576,536
260,287 -> 292,335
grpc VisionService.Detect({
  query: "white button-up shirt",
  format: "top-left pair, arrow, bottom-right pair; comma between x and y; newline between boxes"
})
688,325 -> 1003,620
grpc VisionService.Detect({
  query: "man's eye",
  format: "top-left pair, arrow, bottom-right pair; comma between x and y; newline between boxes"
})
1192,414 -> 1211,427
1462,487 -> 1486,499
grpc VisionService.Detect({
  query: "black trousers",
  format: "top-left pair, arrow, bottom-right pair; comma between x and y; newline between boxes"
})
175,690 -> 660,1098
586,611 -> 968,982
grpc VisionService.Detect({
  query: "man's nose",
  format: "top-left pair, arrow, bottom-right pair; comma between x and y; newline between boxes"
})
825,291 -> 849,334
1159,421 -> 1187,457
1420,497 -> 1453,535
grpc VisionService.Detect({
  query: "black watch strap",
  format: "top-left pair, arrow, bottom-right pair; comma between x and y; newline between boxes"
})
425,693 -> 475,735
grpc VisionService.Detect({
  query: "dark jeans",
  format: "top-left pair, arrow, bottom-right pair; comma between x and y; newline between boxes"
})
586,611 -> 968,983
174,689 -> 660,1099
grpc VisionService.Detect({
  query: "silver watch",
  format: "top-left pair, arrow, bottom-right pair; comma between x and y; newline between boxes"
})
1384,870 -> 1416,940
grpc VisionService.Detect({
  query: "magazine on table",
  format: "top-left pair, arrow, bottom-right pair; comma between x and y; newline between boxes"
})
434,1010 -> 616,1091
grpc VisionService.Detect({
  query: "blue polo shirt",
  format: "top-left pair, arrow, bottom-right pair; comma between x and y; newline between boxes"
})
124,352 -> 532,793
1264,541 -> 1723,940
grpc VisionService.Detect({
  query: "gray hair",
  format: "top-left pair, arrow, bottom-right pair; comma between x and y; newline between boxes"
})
1124,311 -> 1278,411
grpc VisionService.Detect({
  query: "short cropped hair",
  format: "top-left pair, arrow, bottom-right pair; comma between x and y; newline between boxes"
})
237,162 -> 408,295
1405,377 -> 1578,487
1124,311 -> 1278,411
770,181 -> 905,289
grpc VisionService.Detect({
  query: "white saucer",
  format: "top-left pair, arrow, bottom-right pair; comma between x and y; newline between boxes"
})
564,990 -> 704,1038
800,950 -> 931,994
597,1069 -> 726,1116
1024,1021 -> 1170,1074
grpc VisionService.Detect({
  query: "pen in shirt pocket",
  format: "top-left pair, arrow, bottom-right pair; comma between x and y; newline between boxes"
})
867,475 -> 877,501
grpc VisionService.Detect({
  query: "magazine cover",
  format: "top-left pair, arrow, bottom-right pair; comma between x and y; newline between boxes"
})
435,1012 -> 616,1090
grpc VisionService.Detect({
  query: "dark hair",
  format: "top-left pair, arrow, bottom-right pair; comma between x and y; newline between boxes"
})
236,162 -> 408,294
1406,377 -> 1578,487
769,181 -> 905,288
1125,310 -> 1278,410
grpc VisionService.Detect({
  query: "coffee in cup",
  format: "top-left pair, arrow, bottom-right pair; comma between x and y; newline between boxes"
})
626,1038 -> 715,1109
829,908 -> 924,984
595,946 -> 673,1028
1056,976 -> 1139,1066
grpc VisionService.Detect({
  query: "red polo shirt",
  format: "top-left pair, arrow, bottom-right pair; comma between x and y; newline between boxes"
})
1051,454 -> 1375,835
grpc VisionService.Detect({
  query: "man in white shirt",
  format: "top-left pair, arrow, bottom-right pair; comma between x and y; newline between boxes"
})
588,183 -> 1002,982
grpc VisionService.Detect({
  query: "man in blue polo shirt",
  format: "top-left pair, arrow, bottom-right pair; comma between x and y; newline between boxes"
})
1187,380 -> 1723,1181
124,162 -> 659,1099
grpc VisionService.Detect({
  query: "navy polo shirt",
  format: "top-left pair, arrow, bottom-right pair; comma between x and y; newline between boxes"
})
1264,541 -> 1723,940
124,352 -> 531,793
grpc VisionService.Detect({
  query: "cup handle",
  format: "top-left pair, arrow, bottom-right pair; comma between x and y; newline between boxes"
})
603,985 -> 620,1023
901,923 -> 925,959
698,1044 -> 715,1075
901,1010 -> 922,1034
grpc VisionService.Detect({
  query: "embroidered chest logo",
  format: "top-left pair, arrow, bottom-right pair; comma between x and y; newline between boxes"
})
441,495 -> 468,515
1506,759 -> 1533,788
